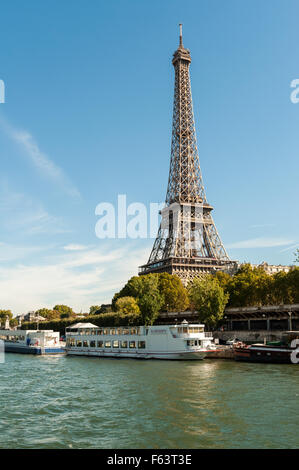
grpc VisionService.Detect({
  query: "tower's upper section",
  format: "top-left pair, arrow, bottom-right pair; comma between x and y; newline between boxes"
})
165,25 -> 207,206
172,24 -> 191,66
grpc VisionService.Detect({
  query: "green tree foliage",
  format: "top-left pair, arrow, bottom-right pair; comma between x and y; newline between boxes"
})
10,317 -> 18,327
112,276 -> 144,310
226,264 -> 273,307
157,273 -> 189,312
89,305 -> 102,315
53,304 -> 75,319
134,274 -> 163,325
0,309 -> 13,327
294,249 -> 299,263
112,274 -> 164,325
112,273 -> 188,315
95,304 -> 112,314
115,296 -> 140,315
216,265 -> 299,307
189,276 -> 229,327
35,308 -> 59,320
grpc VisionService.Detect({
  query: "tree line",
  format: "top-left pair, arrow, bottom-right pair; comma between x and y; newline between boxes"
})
2,262 -> 299,330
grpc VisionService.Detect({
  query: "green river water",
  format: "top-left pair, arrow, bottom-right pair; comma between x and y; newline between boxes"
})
0,354 -> 298,449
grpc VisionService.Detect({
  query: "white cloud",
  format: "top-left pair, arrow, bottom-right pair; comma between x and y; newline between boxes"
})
0,243 -> 149,314
0,115 -> 80,198
226,237 -> 294,249
63,244 -> 88,251
0,242 -> 46,262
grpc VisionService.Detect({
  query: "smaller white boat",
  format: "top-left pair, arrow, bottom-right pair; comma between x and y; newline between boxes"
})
0,329 -> 65,355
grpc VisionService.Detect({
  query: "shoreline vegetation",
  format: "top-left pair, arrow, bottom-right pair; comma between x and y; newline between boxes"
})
1,263 -> 296,333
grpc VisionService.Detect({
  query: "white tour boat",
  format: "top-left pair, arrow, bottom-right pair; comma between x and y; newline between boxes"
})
0,329 -> 65,355
65,320 -> 217,360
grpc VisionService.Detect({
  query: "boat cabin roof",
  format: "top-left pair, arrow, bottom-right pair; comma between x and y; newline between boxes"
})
67,322 -> 99,329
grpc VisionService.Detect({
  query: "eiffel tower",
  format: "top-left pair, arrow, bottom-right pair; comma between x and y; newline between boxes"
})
139,25 -> 237,284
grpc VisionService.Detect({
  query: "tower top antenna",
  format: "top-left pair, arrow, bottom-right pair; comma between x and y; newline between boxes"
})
179,23 -> 183,46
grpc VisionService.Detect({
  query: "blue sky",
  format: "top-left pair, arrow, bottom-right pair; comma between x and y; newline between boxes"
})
0,0 -> 298,313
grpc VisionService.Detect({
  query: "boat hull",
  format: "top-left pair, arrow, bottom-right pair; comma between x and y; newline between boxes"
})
234,346 -> 293,364
66,349 -> 207,360
4,343 -> 65,355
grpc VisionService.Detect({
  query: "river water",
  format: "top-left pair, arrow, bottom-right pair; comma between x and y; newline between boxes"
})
0,353 -> 298,449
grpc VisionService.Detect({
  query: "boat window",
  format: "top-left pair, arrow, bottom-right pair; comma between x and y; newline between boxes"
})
105,341 -> 111,348
117,328 -> 122,335
90,341 -> 96,347
187,340 -> 196,347
130,328 -> 137,335
123,328 -> 129,335
97,329 -> 103,336
103,329 -> 109,335
112,340 -> 119,348
97,341 -> 103,348
83,340 -> 89,347
129,341 -> 136,349
189,327 -> 202,334
138,341 -> 146,349
121,341 -> 128,348
110,329 -> 116,335
178,327 -> 188,334
76,340 -> 82,347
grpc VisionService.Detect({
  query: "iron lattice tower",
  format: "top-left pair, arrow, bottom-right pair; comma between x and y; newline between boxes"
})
139,26 -> 236,284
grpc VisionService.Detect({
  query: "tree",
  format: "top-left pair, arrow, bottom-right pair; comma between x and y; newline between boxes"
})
112,274 -> 164,325
53,305 -> 74,319
189,276 -> 229,328
284,267 -> 299,304
10,317 -> 18,327
89,305 -> 101,315
214,271 -> 232,292
226,264 -> 273,307
0,309 -> 13,326
35,308 -> 58,320
158,273 -> 189,312
115,297 -> 140,315
112,276 -> 144,311
0,310 -> 12,321
294,249 -> 299,263
134,275 -> 164,325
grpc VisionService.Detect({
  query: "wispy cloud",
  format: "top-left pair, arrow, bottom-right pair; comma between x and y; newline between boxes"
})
0,184 -> 69,236
249,223 -> 276,229
226,237 -> 295,249
279,243 -> 299,253
0,242 -> 46,262
63,244 -> 89,251
0,115 -> 80,198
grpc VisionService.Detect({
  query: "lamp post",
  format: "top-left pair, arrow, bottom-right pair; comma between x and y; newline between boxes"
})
288,311 -> 292,331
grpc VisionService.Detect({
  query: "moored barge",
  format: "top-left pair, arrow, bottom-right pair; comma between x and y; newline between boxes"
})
233,332 -> 299,364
